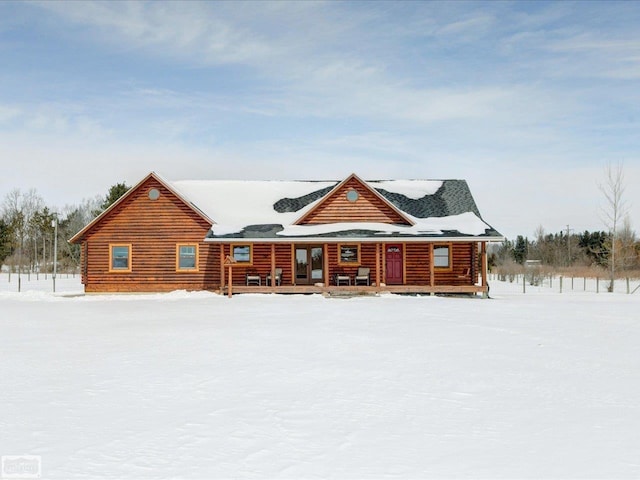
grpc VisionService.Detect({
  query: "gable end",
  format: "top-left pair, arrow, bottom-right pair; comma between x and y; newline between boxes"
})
69,172 -> 213,243
295,174 -> 414,226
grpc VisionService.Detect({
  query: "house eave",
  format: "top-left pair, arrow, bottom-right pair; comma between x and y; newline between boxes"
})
204,235 -> 505,244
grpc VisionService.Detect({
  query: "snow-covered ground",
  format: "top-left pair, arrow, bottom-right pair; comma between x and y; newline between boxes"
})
1,275 -> 640,479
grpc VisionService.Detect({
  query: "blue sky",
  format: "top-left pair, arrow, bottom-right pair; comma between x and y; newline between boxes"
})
1,0 -> 639,239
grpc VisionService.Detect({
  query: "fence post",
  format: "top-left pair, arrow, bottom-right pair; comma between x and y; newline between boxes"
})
571,277 -> 574,290
559,276 -> 563,294
596,277 -> 599,293
584,277 -> 586,291
550,275 -> 553,288
627,277 -> 630,294
523,275 -> 526,294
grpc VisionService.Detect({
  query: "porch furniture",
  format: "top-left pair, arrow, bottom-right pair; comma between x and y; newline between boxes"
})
266,268 -> 283,286
335,273 -> 351,286
355,267 -> 370,286
246,272 -> 261,286
457,268 -> 471,279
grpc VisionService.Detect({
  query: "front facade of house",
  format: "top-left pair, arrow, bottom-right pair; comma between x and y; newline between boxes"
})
70,172 -> 503,295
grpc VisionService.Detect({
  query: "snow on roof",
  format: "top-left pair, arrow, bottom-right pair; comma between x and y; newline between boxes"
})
278,212 -> 490,237
170,177 -> 497,238
172,180 -> 337,234
368,180 -> 443,199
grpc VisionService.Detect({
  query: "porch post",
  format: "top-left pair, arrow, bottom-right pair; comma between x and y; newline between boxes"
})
382,243 -> 386,284
402,243 -> 407,285
429,243 -> 435,295
323,244 -> 329,286
375,243 -> 381,288
271,244 -> 276,291
291,244 -> 296,286
224,254 -> 237,298
220,245 -> 226,291
481,242 -> 488,298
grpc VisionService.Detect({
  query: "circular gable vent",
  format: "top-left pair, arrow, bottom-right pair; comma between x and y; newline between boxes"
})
148,188 -> 160,201
346,189 -> 359,202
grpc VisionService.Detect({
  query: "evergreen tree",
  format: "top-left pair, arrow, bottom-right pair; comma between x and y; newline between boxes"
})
0,218 -> 12,265
495,239 -> 514,264
29,207 -> 55,272
578,230 -> 609,267
92,182 -> 130,217
513,235 -> 528,264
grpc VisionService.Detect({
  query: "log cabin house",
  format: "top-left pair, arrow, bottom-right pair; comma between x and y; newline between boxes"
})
69,172 -> 503,296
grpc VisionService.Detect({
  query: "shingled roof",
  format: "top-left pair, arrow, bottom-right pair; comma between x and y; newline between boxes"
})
374,180 -> 482,219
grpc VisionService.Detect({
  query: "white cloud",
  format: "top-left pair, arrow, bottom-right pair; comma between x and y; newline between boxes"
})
0,101 -> 111,139
0,105 -> 20,123
34,1 -> 283,65
435,14 -> 495,38
548,33 -> 640,77
30,1 -> 534,125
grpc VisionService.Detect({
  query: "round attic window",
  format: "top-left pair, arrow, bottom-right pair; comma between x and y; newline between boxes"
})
148,188 -> 160,201
346,189 -> 359,202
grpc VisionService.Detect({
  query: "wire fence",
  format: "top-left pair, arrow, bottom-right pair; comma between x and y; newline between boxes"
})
0,271 -> 80,294
489,272 -> 640,295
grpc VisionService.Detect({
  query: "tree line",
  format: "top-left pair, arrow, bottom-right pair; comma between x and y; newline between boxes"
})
490,163 -> 637,292
0,183 -> 129,277
490,227 -> 639,272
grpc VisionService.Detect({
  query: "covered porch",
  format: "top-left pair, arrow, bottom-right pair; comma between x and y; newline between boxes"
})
216,240 -> 489,297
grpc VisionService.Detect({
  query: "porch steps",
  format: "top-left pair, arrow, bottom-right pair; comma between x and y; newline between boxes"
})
324,290 -> 380,299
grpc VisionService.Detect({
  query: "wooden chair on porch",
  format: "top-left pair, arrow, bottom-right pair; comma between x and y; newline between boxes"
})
266,268 -> 282,286
246,271 -> 261,286
335,272 -> 351,286
355,267 -> 370,286
457,268 -> 471,281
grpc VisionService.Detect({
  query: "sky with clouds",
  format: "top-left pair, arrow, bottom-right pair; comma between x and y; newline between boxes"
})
1,0 -> 639,239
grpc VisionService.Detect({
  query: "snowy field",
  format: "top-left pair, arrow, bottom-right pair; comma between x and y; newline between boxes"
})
1,275 -> 640,479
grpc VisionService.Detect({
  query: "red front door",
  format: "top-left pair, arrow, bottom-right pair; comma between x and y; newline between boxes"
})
385,244 -> 403,285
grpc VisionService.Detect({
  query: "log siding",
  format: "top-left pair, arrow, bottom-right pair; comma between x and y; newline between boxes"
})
77,177 -> 220,292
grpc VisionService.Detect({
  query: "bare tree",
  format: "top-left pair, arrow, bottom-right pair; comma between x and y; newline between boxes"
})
1,189 -> 44,279
58,196 -> 102,271
599,162 -> 627,292
617,215 -> 638,271
1,189 -> 22,279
